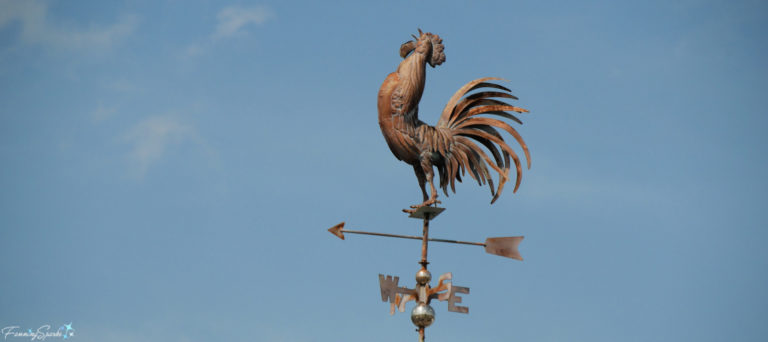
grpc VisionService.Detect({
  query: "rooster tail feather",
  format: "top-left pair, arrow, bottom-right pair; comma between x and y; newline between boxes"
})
439,78 -> 530,203
437,77 -> 505,127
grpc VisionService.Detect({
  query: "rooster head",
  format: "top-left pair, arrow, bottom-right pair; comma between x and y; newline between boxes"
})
399,29 -> 446,68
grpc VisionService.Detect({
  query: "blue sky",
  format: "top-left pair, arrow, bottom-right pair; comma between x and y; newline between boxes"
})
1,0 -> 766,341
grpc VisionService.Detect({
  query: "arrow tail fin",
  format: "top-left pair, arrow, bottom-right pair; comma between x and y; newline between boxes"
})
484,236 -> 524,260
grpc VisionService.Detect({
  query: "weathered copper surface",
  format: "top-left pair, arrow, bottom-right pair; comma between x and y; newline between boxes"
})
378,30 -> 531,212
485,236 -> 524,260
328,30 -> 532,341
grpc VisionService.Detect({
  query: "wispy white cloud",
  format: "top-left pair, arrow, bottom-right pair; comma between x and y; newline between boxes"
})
0,0 -> 136,50
181,5 -> 273,58
90,103 -> 118,122
123,115 -> 193,178
182,42 -> 205,58
212,5 -> 273,39
106,79 -> 140,93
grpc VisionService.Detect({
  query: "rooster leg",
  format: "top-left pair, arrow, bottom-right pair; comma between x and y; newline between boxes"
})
405,154 -> 441,212
420,169 -> 441,208
414,164 -> 429,202
404,164 -> 431,214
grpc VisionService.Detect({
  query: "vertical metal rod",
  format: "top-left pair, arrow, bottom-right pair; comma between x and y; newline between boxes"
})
419,213 -> 430,342
420,213 -> 430,268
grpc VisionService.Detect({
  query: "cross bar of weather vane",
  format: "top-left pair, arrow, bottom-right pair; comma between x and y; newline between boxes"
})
333,227 -> 484,246
328,222 -> 524,260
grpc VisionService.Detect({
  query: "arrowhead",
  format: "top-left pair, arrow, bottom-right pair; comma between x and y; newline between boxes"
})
484,236 -> 524,260
328,222 -> 345,240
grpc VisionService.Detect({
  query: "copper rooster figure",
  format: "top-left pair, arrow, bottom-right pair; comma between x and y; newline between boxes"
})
378,30 -> 531,213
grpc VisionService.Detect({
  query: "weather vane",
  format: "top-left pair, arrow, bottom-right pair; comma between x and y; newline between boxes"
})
328,29 -> 533,341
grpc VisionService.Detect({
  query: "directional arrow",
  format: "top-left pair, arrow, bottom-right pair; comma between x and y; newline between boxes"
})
328,222 -> 346,239
328,222 -> 524,260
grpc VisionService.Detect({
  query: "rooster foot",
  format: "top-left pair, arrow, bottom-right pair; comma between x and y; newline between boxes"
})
402,199 -> 442,214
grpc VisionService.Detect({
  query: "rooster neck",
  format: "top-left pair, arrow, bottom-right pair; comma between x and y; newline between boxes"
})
395,53 -> 428,123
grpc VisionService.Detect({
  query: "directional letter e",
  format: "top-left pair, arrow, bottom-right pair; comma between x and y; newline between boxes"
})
447,285 -> 470,314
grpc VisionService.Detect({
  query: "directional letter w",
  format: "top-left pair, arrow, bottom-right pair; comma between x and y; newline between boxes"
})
378,274 -> 400,303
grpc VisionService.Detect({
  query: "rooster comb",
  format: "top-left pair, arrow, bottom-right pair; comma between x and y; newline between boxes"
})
399,29 -> 446,66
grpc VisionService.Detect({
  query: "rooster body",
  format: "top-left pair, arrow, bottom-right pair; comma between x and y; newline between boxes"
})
378,30 -> 531,212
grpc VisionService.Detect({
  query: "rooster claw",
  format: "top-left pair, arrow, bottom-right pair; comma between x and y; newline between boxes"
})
410,200 -> 441,209
404,199 -> 441,213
